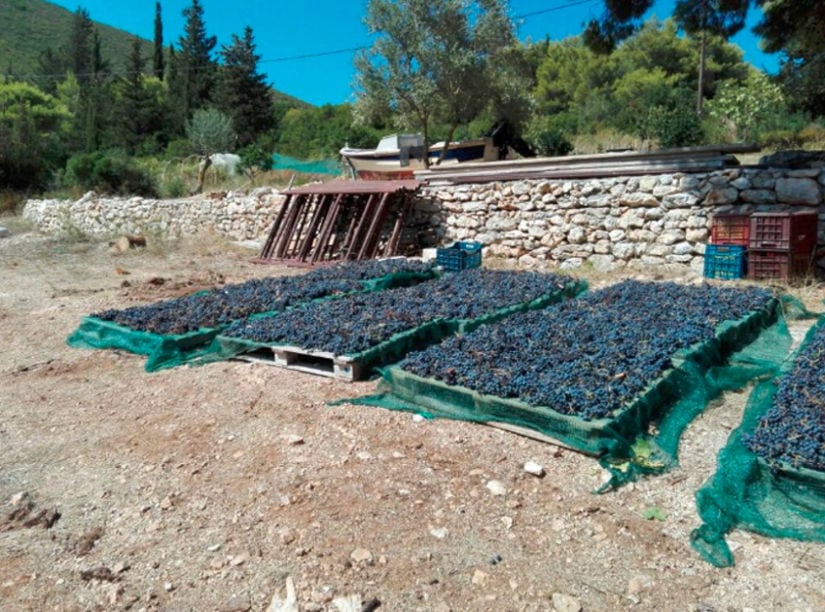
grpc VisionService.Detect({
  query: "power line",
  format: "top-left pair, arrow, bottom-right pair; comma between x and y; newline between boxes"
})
515,0 -> 600,20
3,0 -> 600,81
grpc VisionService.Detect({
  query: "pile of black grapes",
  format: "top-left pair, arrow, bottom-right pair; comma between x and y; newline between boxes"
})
399,280 -> 774,421
743,322 -> 825,472
222,269 -> 576,355
93,259 -> 436,335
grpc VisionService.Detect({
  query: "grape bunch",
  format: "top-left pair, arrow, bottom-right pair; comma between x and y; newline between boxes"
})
222,269 -> 577,355
93,259 -> 437,335
743,323 -> 825,472
399,280 -> 774,421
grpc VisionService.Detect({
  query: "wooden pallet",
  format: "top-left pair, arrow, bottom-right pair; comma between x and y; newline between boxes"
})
236,344 -> 365,382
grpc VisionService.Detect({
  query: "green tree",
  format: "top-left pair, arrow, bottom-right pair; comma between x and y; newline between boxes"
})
153,1 -> 165,80
214,26 -> 274,147
584,1 -> 750,113
0,79 -> 69,189
186,107 -> 236,193
114,38 -> 166,154
354,0 -> 520,166
35,47 -> 65,95
756,0 -> 825,118
61,8 -> 111,153
276,104 -> 380,158
705,69 -> 788,140
173,0 -> 217,124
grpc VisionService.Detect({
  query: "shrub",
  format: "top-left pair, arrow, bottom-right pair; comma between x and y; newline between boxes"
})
527,115 -> 574,156
65,151 -> 158,197
239,143 -> 273,172
648,105 -> 705,148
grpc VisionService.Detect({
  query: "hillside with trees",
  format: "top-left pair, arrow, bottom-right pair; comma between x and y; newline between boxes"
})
2,0 -> 825,204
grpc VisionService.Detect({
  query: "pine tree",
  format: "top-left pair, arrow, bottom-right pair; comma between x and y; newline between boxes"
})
153,1 -> 165,80
68,8 -> 95,87
215,26 -> 274,147
119,38 -> 154,153
35,47 -> 65,95
176,0 -> 217,121
62,9 -> 111,153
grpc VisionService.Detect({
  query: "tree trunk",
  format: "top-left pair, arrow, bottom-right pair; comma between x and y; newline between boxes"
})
436,125 -> 458,166
696,28 -> 707,115
193,154 -> 212,194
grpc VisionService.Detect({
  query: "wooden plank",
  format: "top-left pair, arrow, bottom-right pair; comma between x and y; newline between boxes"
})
236,344 -> 365,382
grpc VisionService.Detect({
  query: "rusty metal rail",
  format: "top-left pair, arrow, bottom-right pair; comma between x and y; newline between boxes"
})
258,180 -> 422,265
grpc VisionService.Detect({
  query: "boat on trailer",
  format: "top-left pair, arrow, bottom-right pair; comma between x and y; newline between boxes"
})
340,133 -> 499,180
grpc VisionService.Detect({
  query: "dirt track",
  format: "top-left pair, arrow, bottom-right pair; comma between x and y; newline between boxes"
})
1,221 -> 824,611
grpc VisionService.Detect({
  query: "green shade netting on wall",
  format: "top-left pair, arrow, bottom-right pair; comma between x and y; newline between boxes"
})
349,296 -> 794,491
691,313 -> 825,568
210,280 -> 588,378
271,153 -> 343,176
66,268 -> 438,372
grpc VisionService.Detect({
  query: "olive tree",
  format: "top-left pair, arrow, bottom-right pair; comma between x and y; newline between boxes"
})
186,107 -> 236,193
354,0 -> 522,166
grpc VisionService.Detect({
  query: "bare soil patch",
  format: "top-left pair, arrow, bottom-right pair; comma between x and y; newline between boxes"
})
1,223 -> 824,611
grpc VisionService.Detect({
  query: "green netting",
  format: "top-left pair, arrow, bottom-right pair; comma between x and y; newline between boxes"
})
271,153 -> 343,176
67,317 -> 221,372
211,280 -> 588,377
691,314 -> 825,568
350,297 -> 791,490
66,268 -> 439,372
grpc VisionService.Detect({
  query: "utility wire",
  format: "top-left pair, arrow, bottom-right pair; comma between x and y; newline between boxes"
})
3,0 -> 599,81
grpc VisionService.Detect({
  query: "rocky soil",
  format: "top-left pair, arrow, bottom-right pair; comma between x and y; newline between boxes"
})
1,222 -> 824,612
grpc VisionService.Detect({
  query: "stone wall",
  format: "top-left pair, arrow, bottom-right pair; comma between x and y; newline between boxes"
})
22,188 -> 284,242
420,167 -> 825,273
21,166 -> 825,274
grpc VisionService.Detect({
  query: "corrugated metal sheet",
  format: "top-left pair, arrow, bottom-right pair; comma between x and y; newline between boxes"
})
283,180 -> 422,195
415,143 -> 760,185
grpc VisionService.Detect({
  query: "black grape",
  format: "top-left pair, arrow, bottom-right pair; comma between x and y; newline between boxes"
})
743,323 -> 825,472
399,280 -> 774,421
93,259 -> 436,335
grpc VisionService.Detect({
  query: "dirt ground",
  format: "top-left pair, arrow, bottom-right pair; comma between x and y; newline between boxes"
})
1,218 -> 824,612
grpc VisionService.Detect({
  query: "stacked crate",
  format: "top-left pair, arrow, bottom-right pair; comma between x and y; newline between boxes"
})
747,211 -> 818,281
705,213 -> 750,280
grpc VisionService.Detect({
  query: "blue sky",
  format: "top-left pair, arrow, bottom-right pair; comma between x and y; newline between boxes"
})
47,0 -> 780,106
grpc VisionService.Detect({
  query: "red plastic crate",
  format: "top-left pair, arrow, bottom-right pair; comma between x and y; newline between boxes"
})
711,213 -> 750,246
747,249 -> 813,282
749,211 -> 818,253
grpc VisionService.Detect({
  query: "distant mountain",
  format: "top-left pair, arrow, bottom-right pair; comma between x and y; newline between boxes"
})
0,0 -> 154,79
0,0 -> 308,107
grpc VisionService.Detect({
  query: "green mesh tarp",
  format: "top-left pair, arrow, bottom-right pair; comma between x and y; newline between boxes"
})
212,280 -> 588,379
691,314 -> 825,568
352,297 -> 790,489
66,268 -> 438,372
271,153 -> 343,176
67,317 -> 221,372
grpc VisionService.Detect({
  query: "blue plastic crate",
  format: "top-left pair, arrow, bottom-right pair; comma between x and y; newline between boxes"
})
703,244 -> 747,280
436,241 -> 482,272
